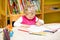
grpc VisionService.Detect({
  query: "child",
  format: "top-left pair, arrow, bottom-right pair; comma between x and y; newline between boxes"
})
14,4 -> 44,28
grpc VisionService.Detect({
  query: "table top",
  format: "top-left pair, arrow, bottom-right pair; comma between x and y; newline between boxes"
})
11,23 -> 60,40
0,23 -> 60,40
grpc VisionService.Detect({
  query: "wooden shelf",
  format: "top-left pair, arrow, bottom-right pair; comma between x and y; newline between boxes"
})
44,3 -> 60,13
36,12 -> 42,15
44,1 -> 60,23
0,0 -> 7,28
44,0 -> 60,5
45,2 -> 60,5
0,10 -> 6,16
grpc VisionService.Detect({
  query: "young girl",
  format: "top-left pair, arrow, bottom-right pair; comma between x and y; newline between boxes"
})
14,4 -> 44,28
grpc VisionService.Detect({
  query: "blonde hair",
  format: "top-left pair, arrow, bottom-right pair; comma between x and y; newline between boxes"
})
24,3 -> 36,14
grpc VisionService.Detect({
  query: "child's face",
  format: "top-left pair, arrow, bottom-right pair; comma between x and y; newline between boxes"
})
25,7 -> 36,19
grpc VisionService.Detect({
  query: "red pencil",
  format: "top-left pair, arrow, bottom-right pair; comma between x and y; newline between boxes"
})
18,29 -> 29,33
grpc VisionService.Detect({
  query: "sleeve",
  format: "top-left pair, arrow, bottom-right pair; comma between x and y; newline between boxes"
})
14,17 -> 23,27
36,17 -> 44,24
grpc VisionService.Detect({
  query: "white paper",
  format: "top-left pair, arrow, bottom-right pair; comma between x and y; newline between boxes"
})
44,24 -> 60,29
27,25 -> 50,33
18,23 -> 60,33
0,28 -> 3,32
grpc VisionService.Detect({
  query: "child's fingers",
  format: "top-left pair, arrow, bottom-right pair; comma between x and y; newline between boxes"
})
36,23 -> 41,26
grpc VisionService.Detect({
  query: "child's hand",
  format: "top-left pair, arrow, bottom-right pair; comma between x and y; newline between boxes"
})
35,22 -> 42,26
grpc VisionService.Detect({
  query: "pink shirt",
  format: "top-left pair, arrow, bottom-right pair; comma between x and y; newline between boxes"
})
14,16 -> 44,27
21,16 -> 36,25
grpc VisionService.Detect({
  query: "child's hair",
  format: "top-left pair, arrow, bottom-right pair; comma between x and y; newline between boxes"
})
24,3 -> 36,13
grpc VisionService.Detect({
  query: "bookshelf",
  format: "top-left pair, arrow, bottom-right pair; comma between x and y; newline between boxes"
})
0,0 -> 7,28
44,0 -> 60,23
0,0 -> 44,27
7,0 -> 44,26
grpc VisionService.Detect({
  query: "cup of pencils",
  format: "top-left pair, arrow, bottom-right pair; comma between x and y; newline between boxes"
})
6,25 -> 14,37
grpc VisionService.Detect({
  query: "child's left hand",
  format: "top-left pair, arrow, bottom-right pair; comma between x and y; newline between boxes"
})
35,22 -> 42,26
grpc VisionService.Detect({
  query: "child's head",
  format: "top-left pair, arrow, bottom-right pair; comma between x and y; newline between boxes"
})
24,3 -> 36,19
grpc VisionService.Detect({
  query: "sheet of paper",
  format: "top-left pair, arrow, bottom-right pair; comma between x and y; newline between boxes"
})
27,25 -> 50,33
43,24 -> 60,29
18,23 -> 60,33
17,25 -> 46,33
0,28 -> 3,33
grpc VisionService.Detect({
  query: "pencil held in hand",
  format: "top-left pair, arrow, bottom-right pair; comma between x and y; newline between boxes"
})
35,19 -> 41,26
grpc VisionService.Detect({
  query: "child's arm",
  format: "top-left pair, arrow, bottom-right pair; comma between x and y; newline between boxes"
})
14,17 -> 29,28
14,17 -> 22,27
35,17 -> 44,26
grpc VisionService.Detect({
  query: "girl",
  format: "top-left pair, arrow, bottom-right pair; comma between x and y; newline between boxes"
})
14,4 -> 44,28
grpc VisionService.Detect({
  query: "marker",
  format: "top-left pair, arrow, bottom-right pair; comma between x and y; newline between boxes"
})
44,30 -> 57,33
